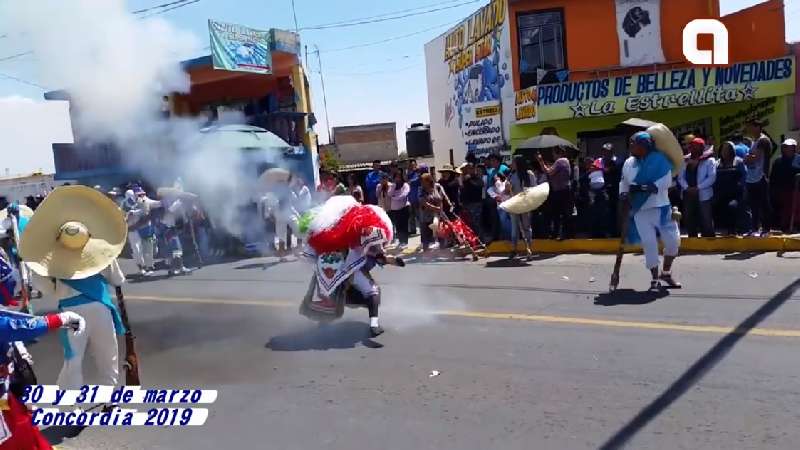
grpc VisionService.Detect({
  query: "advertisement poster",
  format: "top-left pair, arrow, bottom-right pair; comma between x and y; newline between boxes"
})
462,100 -> 503,157
536,56 -> 796,122
514,86 -> 538,124
615,0 -> 665,67
209,20 -> 272,74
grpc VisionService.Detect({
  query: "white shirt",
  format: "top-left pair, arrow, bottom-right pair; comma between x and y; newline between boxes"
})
678,158 -> 717,202
32,259 -> 126,300
619,156 -> 672,210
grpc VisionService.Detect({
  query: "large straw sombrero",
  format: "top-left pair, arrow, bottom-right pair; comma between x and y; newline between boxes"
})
19,186 -> 127,280
647,123 -> 684,176
499,183 -> 550,215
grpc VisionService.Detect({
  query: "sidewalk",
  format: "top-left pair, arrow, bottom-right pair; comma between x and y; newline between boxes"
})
485,235 -> 800,255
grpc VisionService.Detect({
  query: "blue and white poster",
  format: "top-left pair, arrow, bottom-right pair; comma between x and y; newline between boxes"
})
208,20 -> 272,74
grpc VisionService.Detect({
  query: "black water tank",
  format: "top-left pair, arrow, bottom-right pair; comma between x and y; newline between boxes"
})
406,124 -> 432,158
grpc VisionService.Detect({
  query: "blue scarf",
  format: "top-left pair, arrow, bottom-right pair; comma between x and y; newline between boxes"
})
58,275 -> 125,359
626,150 -> 673,244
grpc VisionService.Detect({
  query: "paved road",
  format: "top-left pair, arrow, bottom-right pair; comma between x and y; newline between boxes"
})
25,251 -> 800,449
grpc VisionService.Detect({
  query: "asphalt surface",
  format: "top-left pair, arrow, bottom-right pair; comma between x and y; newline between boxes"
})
23,249 -> 800,450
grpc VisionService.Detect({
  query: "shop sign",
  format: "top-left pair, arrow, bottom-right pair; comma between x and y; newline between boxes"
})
536,56 -> 796,122
463,100 -> 503,155
443,0 -> 505,74
514,86 -> 538,124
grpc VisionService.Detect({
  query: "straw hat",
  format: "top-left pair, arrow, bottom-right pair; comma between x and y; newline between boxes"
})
438,164 -> 457,174
19,185 -> 127,280
647,123 -> 684,176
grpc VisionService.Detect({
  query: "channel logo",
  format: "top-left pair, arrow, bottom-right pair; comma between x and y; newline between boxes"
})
683,19 -> 729,65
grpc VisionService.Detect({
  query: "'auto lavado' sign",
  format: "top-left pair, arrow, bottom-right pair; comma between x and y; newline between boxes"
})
533,56 -> 795,122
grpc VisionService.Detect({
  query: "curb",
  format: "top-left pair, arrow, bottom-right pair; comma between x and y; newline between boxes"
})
485,236 -> 800,255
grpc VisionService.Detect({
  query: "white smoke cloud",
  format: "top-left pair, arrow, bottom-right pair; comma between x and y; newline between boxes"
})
0,0 -> 199,144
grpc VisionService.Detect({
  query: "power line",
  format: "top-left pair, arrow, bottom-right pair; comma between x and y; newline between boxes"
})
290,0 -> 300,34
0,71 -> 47,90
321,20 -> 460,53
138,0 -> 200,18
131,0 -> 197,15
306,0 -> 467,28
324,63 -> 423,77
299,0 -> 481,31
0,51 -> 33,63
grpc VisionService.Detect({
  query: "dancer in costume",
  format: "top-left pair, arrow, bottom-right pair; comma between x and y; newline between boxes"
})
122,186 -> 162,276
0,308 -> 84,449
620,132 -> 682,291
0,203 -> 37,310
21,186 -> 128,389
299,195 -> 404,337
157,185 -> 195,276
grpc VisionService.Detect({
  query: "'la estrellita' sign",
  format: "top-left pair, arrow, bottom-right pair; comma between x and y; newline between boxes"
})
533,57 -> 795,122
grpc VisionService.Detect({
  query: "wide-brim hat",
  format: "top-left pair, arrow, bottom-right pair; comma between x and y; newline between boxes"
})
499,183 -> 550,215
156,186 -> 198,200
438,164 -> 457,174
647,123 -> 685,176
19,185 -> 127,280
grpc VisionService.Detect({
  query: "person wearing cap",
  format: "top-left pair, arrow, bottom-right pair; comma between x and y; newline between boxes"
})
122,186 -> 162,276
744,118 -> 776,236
20,186 -> 127,391
769,138 -> 800,232
678,137 -> 717,238
620,132 -> 682,291
714,141 -> 749,236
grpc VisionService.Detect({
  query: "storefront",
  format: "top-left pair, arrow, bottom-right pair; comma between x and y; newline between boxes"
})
511,56 -> 796,157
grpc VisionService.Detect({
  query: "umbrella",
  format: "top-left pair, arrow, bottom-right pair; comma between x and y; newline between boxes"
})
259,168 -> 292,187
517,134 -> 578,151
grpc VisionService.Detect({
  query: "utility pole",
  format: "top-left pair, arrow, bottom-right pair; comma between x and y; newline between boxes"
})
314,45 -> 332,144
290,0 -> 299,34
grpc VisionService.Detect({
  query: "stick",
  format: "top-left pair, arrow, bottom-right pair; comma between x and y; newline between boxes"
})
10,216 -> 32,314
610,197 -> 631,292
115,287 -> 141,385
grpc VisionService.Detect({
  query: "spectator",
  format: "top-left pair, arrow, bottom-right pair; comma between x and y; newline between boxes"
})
508,155 -> 536,260
714,141 -> 749,236
490,172 -> 512,239
365,160 -> 384,205
419,173 -> 451,251
387,170 -> 411,248
376,174 -> 391,211
459,162 -> 484,240
407,160 -> 422,234
347,173 -> 364,203
587,157 -> 610,238
437,165 -> 461,214
769,138 -> 799,232
537,147 -> 573,240
679,137 -> 716,237
744,119 -> 774,236
483,154 -> 510,242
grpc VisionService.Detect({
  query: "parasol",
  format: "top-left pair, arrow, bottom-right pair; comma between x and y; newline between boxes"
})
517,135 -> 578,151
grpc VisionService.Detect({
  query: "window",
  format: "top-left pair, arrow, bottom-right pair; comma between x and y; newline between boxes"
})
517,10 -> 566,89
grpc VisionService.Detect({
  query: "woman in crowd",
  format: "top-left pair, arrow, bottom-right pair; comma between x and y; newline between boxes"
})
347,173 -> 364,203
458,162 -> 484,239
713,141 -> 749,236
508,155 -> 537,260
419,173 -> 451,252
438,165 -> 461,215
387,170 -> 411,248
537,147 -> 573,240
491,172 -> 512,239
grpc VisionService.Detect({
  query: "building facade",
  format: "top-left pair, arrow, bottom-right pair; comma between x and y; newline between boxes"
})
331,122 -> 399,164
426,0 -> 796,166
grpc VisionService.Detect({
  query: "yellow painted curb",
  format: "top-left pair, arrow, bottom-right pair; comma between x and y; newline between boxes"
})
486,236 -> 800,255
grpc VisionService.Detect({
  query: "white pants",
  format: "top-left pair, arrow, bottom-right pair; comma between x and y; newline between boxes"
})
351,270 -> 379,298
634,207 -> 681,270
128,232 -> 154,268
57,302 -> 119,389
274,212 -> 300,246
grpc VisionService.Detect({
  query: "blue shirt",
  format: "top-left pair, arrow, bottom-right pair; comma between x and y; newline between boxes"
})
408,171 -> 421,204
485,164 -> 510,193
365,170 -> 384,203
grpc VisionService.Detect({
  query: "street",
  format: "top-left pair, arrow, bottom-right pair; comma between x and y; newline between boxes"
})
26,251 -> 800,450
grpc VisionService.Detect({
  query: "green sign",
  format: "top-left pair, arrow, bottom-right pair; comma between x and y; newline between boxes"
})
208,20 -> 272,74
535,56 -> 796,122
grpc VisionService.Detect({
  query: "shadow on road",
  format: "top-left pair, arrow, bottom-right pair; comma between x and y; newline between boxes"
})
266,321 -> 383,351
43,425 -> 85,445
593,288 -> 669,306
235,261 -> 282,270
599,277 -> 800,450
485,258 -> 531,268
722,251 -> 763,260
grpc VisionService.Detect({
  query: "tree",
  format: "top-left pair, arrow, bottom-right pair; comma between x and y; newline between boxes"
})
319,148 -> 342,172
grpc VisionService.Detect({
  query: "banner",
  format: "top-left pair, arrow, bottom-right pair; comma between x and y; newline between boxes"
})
462,100 -> 503,156
615,0 -> 665,67
514,86 -> 538,124
270,29 -> 301,55
536,56 -> 796,122
208,20 -> 272,74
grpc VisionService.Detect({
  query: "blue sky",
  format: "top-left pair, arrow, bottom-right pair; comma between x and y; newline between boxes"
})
0,0 -> 798,175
